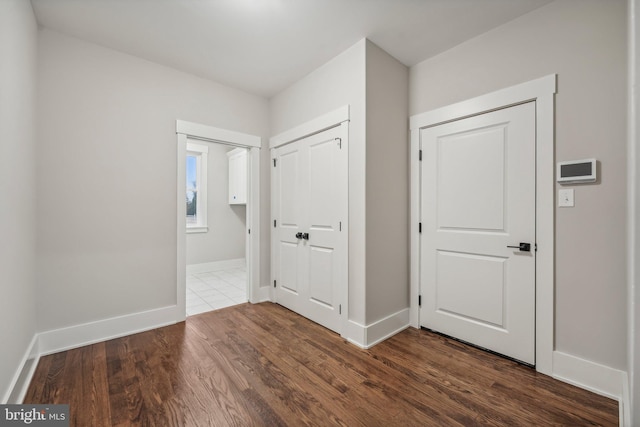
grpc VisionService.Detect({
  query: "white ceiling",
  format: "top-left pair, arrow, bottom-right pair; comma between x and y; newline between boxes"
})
31,0 -> 552,98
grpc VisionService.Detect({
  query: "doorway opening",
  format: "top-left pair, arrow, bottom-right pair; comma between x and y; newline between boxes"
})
185,143 -> 249,316
176,120 -> 261,321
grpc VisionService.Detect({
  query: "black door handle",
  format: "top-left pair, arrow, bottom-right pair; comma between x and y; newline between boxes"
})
507,242 -> 531,252
295,232 -> 303,239
302,233 -> 309,240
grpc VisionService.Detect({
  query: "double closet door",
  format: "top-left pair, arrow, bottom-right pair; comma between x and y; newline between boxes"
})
272,124 -> 348,334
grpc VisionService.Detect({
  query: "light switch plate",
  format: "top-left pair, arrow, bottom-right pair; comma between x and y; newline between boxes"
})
558,188 -> 574,207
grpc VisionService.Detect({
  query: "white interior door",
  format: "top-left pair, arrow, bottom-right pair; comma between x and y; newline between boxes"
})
420,102 -> 536,364
273,125 -> 347,333
273,141 -> 304,314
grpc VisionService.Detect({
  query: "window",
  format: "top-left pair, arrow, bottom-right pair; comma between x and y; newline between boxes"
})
186,142 -> 208,233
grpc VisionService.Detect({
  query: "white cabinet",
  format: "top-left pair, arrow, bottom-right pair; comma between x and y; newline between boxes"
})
227,148 -> 247,205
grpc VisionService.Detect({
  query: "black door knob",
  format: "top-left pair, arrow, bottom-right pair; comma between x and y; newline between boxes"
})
302,233 -> 310,240
295,232 -> 303,239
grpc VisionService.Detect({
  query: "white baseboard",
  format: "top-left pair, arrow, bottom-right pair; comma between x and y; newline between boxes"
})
2,334 -> 39,404
38,305 -> 179,357
186,258 -> 245,275
345,319 -> 367,348
345,308 -> 410,349
252,285 -> 272,304
553,351 -> 631,426
365,308 -> 410,348
552,351 -> 627,414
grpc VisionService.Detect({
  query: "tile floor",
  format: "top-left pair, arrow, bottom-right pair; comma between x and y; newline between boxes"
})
186,266 -> 247,316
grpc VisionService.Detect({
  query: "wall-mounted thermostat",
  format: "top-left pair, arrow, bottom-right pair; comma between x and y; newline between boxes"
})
557,159 -> 597,184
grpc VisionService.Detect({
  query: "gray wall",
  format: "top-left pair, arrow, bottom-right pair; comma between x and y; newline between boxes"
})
36,29 -> 269,331
186,144 -> 246,266
364,41 -> 409,324
0,0 -> 38,402
410,0 -> 628,370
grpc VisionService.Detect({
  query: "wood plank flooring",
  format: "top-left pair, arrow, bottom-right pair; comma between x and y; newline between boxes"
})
24,302 -> 618,426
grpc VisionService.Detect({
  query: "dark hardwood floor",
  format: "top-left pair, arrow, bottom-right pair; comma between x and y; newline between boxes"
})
24,302 -> 618,426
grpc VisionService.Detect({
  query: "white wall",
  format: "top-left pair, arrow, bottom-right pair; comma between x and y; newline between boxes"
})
186,144 -> 246,266
410,0 -> 628,371
36,29 -> 269,331
270,40 -> 368,324
0,0 -> 38,402
365,41 -> 409,323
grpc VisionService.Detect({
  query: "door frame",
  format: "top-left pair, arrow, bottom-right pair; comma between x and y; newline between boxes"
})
176,120 -> 261,321
269,105 -> 350,336
409,75 -> 556,374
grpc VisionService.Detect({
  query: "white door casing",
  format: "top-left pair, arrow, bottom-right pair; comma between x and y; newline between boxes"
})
409,75 -> 556,374
420,102 -> 536,364
272,124 -> 348,334
176,120 -> 262,322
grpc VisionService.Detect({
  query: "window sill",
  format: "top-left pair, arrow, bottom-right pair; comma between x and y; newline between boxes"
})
186,226 -> 208,234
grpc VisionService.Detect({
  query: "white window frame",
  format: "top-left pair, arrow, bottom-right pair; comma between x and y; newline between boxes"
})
185,142 -> 208,233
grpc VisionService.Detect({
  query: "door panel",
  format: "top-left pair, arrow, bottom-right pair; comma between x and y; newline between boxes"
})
273,125 -> 346,334
420,102 -> 536,364
436,250 -> 506,327
305,134 -> 342,330
308,246 -> 334,307
437,126 -> 506,231
308,138 -> 337,230
279,148 -> 302,228
274,144 -> 304,311
279,241 -> 299,294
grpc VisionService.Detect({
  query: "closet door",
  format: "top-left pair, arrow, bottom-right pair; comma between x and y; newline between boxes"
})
273,140 -> 305,314
272,125 -> 347,333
